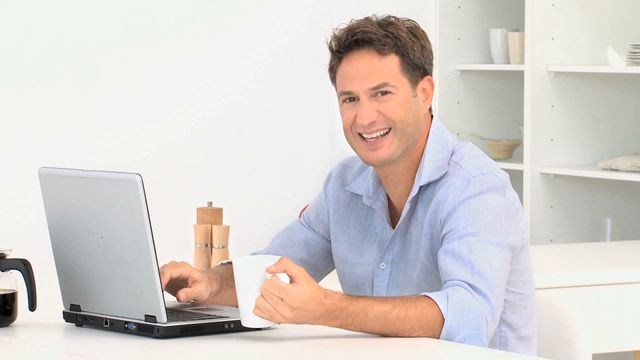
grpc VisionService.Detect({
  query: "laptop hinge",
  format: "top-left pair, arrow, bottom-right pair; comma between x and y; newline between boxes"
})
70,304 -> 82,312
144,314 -> 158,323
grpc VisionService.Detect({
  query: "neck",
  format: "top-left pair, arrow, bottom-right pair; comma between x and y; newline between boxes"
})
376,121 -> 431,229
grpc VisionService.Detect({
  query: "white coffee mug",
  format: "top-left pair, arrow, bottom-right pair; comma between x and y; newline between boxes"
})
490,28 -> 512,64
232,255 -> 290,328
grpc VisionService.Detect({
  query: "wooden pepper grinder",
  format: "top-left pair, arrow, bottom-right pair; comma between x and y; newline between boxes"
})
210,223 -> 230,266
193,201 -> 224,270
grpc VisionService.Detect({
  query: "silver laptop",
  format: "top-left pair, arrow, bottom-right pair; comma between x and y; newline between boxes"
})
39,167 -> 251,338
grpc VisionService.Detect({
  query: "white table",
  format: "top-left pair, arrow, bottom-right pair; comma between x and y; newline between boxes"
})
532,240 -> 640,360
0,318 -> 545,360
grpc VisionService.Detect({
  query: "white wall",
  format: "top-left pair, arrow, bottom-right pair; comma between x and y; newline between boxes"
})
0,0 -> 434,320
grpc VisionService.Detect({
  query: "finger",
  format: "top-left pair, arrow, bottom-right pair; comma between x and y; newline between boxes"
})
265,257 -> 309,283
159,263 -> 176,289
159,261 -> 193,290
175,283 -> 207,303
254,295 -> 282,324
261,274 -> 290,300
253,306 -> 277,324
261,284 -> 288,311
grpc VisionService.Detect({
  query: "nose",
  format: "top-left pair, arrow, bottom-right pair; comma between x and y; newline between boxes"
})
354,98 -> 377,128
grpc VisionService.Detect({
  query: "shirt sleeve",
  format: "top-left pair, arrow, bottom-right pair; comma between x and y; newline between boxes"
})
421,173 -> 525,347
253,177 -> 335,282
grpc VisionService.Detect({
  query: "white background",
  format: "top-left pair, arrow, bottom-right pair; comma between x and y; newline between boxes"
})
0,1 -> 434,320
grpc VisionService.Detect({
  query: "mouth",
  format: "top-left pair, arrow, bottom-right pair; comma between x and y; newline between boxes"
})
359,128 -> 391,142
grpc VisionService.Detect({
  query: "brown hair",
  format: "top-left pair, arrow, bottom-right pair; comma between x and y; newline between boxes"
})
327,15 -> 434,89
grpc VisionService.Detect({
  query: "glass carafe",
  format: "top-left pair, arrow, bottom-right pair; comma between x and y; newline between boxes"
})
0,249 -> 37,327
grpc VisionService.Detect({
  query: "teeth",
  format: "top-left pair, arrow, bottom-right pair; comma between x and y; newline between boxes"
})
361,128 -> 390,140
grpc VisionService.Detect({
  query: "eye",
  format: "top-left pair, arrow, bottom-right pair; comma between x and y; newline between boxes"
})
341,96 -> 357,104
375,90 -> 391,97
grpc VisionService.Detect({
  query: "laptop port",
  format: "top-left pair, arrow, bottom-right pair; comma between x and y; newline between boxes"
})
124,322 -> 137,331
103,319 -> 110,327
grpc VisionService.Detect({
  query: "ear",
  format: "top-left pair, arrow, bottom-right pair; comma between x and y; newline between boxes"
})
416,75 -> 435,112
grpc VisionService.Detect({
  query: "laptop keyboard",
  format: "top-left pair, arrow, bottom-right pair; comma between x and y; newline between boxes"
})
166,308 -> 228,322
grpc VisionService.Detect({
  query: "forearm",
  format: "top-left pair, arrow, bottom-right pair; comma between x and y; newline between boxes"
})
320,292 -> 444,338
205,263 -> 238,306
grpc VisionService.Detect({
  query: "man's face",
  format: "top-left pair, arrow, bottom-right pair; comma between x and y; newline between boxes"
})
335,49 -> 434,171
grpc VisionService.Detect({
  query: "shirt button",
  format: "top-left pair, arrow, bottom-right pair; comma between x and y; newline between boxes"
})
379,262 -> 387,270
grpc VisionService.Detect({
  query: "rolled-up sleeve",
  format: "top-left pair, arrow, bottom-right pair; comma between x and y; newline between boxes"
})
421,173 -> 524,347
254,176 -> 335,282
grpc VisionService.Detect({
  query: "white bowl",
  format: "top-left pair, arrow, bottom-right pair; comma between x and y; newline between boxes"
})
486,139 -> 522,160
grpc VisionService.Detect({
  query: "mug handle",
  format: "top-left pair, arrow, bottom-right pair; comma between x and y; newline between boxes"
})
270,272 -> 291,284
0,258 -> 37,311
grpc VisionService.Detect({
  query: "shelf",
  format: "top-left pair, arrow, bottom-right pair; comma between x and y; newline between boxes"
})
496,160 -> 524,171
456,64 -> 525,72
532,240 -> 640,289
539,165 -> 640,182
547,65 -> 640,74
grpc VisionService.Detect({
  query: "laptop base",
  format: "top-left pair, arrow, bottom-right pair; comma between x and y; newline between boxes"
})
63,310 -> 258,338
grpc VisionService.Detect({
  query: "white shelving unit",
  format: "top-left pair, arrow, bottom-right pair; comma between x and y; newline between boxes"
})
435,0 -> 640,245
539,165 -> 640,183
548,65 -> 640,74
496,160 -> 524,171
456,64 -> 525,71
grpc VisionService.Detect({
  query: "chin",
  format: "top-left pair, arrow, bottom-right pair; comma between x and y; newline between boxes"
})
348,141 -> 388,167
356,153 -> 388,168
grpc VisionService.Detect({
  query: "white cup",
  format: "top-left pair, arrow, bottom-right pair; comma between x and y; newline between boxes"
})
508,32 -> 525,64
232,255 -> 290,328
490,28 -> 512,64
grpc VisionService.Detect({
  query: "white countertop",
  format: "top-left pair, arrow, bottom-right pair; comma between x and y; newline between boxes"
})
531,239 -> 640,289
0,318 -> 546,360
13,239 -> 638,359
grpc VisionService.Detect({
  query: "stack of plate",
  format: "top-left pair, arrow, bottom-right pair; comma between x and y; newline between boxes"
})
626,43 -> 640,66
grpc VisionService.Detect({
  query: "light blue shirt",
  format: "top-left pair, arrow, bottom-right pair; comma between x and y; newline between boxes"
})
257,120 -> 536,355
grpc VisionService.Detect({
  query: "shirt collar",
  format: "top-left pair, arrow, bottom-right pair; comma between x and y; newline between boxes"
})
346,119 -> 455,202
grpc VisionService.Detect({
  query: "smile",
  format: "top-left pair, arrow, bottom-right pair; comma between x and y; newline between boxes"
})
359,128 -> 391,142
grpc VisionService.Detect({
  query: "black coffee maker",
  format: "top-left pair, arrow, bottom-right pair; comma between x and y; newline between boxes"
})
0,249 -> 37,327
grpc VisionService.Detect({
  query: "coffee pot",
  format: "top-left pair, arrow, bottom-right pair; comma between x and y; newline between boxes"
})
0,249 -> 37,327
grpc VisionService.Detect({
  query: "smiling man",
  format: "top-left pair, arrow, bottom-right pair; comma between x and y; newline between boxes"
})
160,15 -> 536,355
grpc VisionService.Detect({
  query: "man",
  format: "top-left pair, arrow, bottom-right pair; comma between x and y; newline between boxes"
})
161,15 -> 536,355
